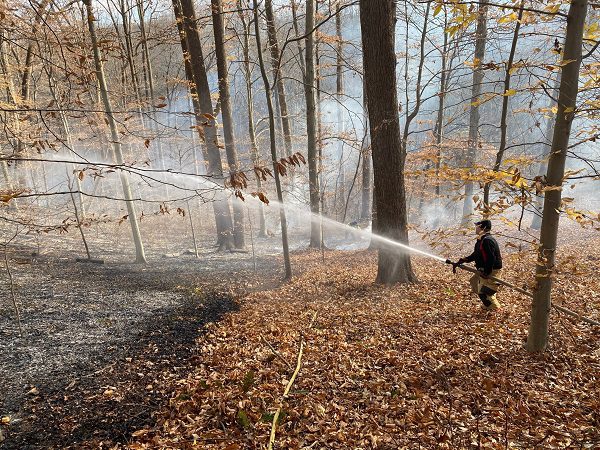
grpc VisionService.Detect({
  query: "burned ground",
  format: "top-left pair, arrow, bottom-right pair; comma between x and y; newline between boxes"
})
0,216 -> 286,449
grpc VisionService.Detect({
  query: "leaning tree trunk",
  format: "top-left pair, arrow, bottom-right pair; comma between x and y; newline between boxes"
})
482,1 -> 524,210
526,0 -> 587,352
462,2 -> 487,225
211,0 -> 246,249
237,2 -> 267,237
304,0 -> 320,248
84,0 -> 146,263
253,0 -> 292,279
360,0 -> 416,284
174,0 -> 234,250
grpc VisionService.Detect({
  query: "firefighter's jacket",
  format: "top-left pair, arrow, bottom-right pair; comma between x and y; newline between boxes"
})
464,233 -> 503,276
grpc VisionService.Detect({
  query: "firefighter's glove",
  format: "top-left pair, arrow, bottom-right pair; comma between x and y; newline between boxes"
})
446,258 -> 465,274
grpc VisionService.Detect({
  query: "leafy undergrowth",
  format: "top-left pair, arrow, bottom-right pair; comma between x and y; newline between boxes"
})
128,247 -> 600,449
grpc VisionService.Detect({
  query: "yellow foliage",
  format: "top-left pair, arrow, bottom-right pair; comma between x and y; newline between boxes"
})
498,12 -> 518,24
584,22 -> 599,41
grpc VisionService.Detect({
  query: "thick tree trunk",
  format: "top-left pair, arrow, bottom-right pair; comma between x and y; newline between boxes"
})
174,0 -> 234,250
462,2 -> 487,225
482,1 -> 524,209
305,0 -> 320,248
253,0 -> 292,279
526,0 -> 587,352
84,0 -> 146,263
173,2 -> 209,167
211,0 -> 246,249
360,0 -> 416,284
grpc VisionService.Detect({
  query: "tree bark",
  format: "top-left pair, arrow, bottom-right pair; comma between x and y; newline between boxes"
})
211,0 -> 246,249
265,0 -> 293,156
433,16 -> 448,197
84,0 -> 146,263
335,4 -> 345,219
482,1 -> 524,209
462,2 -> 487,225
360,0 -> 416,284
253,0 -> 292,280
531,76 -> 561,230
305,0 -> 320,248
174,0 -> 234,250
526,0 -> 587,352
237,2 -> 267,237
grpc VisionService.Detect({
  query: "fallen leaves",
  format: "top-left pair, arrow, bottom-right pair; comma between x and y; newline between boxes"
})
128,246 -> 600,449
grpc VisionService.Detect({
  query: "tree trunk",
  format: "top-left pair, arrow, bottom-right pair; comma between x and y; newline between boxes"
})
237,2 -> 267,237
136,0 -> 168,197
290,0 -> 307,79
462,2 -> 487,225
401,2 -> 430,154
84,0 -> 146,263
0,25 -> 19,211
253,0 -> 292,279
119,0 -> 145,126
526,0 -> 587,352
433,16 -> 448,197
211,0 -> 246,249
174,0 -> 234,250
360,0 -> 416,284
360,80 -> 372,223
265,0 -> 293,156
482,1 -> 524,209
531,76 -> 561,230
335,4 -> 345,220
305,0 -> 320,248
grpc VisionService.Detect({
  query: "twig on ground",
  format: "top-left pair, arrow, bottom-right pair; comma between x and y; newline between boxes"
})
268,311 -> 318,450
260,335 -> 293,371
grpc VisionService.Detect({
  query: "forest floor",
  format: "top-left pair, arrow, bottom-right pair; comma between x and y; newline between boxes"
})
1,215 -> 599,449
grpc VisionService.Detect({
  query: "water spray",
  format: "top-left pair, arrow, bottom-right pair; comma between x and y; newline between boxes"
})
16,156 -> 600,327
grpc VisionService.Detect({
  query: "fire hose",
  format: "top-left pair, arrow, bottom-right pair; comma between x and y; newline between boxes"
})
445,259 -> 600,327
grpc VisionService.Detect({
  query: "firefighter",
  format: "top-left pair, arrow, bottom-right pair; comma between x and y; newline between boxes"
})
456,220 -> 503,310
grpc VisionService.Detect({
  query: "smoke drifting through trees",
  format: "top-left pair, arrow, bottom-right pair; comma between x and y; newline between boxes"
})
1,1 -> 599,345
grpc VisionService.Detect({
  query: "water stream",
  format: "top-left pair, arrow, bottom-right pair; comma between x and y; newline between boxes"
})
38,155 -> 447,263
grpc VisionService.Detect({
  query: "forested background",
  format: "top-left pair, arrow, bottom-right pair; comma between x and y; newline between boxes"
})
1,0 -> 599,448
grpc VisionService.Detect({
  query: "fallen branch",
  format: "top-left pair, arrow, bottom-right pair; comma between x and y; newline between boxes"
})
260,335 -> 293,371
268,311 -> 318,450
